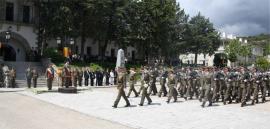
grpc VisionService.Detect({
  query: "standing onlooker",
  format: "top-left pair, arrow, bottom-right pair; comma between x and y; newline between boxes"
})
90,69 -> 95,86
32,68 -> 39,88
109,69 -> 114,85
104,69 -> 110,86
25,66 -> 32,88
0,64 -> 4,88
83,67 -> 90,86
114,69 -> 118,85
78,68 -> 83,86
10,67 -> 16,88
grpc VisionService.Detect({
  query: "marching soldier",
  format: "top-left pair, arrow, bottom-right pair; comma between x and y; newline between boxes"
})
148,68 -> 158,95
112,68 -> 130,108
127,68 -> 139,98
239,68 -> 250,107
32,68 -> 39,88
166,69 -> 178,103
201,67 -> 214,107
45,64 -> 55,90
223,68 -> 234,104
26,66 -> 32,88
138,67 -> 152,106
252,69 -> 262,105
10,68 -> 16,88
158,68 -> 167,97
138,66 -> 145,95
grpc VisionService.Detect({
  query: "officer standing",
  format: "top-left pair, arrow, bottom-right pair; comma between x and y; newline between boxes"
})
26,66 -> 32,88
72,68 -> 78,87
10,68 -> 16,88
112,68 -> 130,108
45,64 -> 55,90
127,68 -> 139,98
32,68 -> 39,88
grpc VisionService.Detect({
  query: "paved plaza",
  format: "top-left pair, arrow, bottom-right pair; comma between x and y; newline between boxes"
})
1,86 -> 268,129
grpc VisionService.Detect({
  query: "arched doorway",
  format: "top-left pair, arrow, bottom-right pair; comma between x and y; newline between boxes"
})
2,44 -> 16,61
0,31 -> 31,61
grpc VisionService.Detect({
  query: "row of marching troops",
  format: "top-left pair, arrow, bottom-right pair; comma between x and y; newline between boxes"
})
0,64 -> 16,88
112,66 -> 270,108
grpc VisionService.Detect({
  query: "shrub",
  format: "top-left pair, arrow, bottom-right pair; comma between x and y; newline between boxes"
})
43,48 -> 65,63
255,57 -> 270,70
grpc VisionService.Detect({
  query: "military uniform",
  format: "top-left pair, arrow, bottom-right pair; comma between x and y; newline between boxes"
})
167,71 -> 178,103
26,67 -> 32,88
10,68 -> 16,88
45,66 -> 54,90
32,69 -> 39,88
148,69 -> 158,95
62,66 -> 71,88
139,70 -> 152,106
158,70 -> 167,97
78,68 -> 83,86
252,71 -> 262,105
72,68 -> 78,87
127,69 -> 138,97
201,69 -> 214,107
223,71 -> 234,104
113,71 -> 130,108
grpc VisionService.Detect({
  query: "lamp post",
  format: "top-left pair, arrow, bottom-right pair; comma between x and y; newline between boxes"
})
56,37 -> 61,51
70,38 -> 74,54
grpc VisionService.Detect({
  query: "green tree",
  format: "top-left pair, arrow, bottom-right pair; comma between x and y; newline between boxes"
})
182,12 -> 221,65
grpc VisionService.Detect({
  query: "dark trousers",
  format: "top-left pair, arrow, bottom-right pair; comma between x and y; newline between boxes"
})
85,78 -> 89,86
47,78 -> 53,90
27,78 -> 31,88
90,79 -> 94,86
33,78 -> 37,88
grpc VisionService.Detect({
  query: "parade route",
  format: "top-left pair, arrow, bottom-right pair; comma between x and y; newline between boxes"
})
13,86 -> 270,129
0,91 -> 133,129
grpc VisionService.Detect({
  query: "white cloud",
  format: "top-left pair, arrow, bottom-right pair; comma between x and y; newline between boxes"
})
177,0 -> 270,36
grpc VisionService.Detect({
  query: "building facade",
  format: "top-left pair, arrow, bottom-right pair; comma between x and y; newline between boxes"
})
0,0 -> 138,62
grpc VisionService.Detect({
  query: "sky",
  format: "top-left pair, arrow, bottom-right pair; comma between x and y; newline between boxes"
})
177,0 -> 270,36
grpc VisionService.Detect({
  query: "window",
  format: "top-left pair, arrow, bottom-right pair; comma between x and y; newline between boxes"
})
75,46 -> 78,54
111,49 -> 115,57
23,5 -> 30,23
87,47 -> 91,56
6,2 -> 14,21
132,50 -> 135,60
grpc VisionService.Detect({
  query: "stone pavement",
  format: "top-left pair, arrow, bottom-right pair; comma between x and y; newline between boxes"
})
0,92 -> 133,129
18,86 -> 270,129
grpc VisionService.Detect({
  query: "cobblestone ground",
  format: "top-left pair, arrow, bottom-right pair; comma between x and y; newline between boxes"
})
0,90 -> 132,129
17,86 -> 270,129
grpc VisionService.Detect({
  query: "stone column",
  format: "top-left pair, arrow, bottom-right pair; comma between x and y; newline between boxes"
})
17,0 -> 23,22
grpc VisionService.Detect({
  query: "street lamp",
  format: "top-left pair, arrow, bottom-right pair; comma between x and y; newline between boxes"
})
56,37 -> 61,51
70,38 -> 74,54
